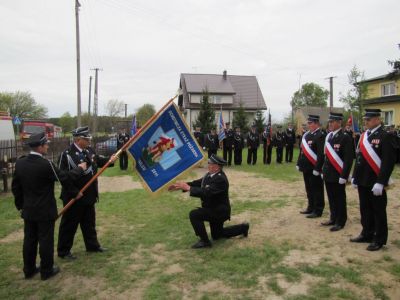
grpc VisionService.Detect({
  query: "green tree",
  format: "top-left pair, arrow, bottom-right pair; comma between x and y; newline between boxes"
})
59,112 -> 75,134
339,65 -> 368,125
193,89 -> 215,133
136,104 -> 156,127
232,101 -> 248,132
290,83 -> 329,109
253,109 -> 265,133
0,91 -> 47,119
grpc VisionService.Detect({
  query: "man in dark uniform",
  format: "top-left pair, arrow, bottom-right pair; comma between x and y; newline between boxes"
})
57,127 -> 115,259
203,128 -> 219,159
117,128 -> 130,170
262,125 -> 272,165
12,132 -> 86,280
321,113 -> 353,232
222,122 -> 234,166
350,109 -> 397,251
193,126 -> 204,148
272,125 -> 284,163
296,115 -> 326,218
168,154 -> 249,248
284,123 -> 296,163
233,127 -> 244,165
247,125 -> 259,165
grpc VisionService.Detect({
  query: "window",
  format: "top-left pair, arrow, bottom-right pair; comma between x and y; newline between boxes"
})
381,82 -> 396,96
212,95 -> 222,104
383,111 -> 393,126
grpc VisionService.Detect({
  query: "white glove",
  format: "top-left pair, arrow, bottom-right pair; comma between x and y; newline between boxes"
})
320,173 -> 324,179
338,178 -> 347,185
312,170 -> 320,176
296,165 -> 300,171
203,147 -> 206,150
371,183 -> 384,196
351,178 -> 357,189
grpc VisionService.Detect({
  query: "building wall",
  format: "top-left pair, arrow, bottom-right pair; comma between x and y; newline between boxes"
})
365,78 -> 400,99
364,102 -> 400,125
189,94 -> 233,104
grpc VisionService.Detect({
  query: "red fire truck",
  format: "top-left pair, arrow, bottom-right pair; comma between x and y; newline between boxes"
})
20,120 -> 61,140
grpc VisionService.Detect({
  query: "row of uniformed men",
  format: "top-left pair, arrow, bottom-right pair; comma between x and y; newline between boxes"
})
193,122 -> 297,166
297,109 -> 397,251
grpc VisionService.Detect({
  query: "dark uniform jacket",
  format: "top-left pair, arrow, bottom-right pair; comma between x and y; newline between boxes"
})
223,129 -> 234,148
272,132 -> 285,148
247,131 -> 259,149
204,133 -> 219,151
297,128 -> 326,173
187,171 -> 231,221
234,132 -> 245,150
193,131 -> 204,148
58,144 -> 110,206
322,129 -> 353,183
12,154 -> 82,221
261,131 -> 270,147
284,128 -> 296,145
352,125 -> 397,187
117,133 -> 130,149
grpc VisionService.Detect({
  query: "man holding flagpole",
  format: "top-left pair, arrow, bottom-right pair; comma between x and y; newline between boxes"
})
296,115 -> 326,218
350,109 -> 397,251
321,113 -> 353,232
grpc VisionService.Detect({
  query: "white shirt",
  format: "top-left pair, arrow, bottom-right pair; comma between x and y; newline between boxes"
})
74,143 -> 83,152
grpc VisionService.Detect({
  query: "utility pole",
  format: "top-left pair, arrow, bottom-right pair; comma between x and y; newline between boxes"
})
91,68 -> 102,134
124,104 -> 127,118
88,76 -> 92,116
75,0 -> 82,127
325,76 -> 337,110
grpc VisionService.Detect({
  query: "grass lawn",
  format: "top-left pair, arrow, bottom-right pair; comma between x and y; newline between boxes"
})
1,146 -> 399,299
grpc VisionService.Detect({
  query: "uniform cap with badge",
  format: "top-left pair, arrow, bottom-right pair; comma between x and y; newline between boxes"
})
208,154 -> 227,166
328,112 -> 343,121
363,108 -> 381,119
26,132 -> 50,147
307,114 -> 320,123
71,126 -> 92,139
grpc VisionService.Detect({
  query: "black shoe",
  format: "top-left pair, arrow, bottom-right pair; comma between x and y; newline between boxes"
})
330,225 -> 343,232
242,223 -> 250,237
41,266 -> 60,281
306,213 -> 321,218
24,266 -> 40,279
366,242 -> 383,251
350,235 -> 373,243
87,247 -> 107,253
191,240 -> 212,249
58,252 -> 77,260
321,220 -> 335,226
300,209 -> 312,214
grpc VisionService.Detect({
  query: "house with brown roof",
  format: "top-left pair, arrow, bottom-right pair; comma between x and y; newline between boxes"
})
178,71 -> 267,131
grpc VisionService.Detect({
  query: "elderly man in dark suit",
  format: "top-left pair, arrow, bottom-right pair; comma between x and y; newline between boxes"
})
168,154 -> 249,248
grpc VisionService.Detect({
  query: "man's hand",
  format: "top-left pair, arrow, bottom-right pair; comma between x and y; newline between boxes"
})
351,178 -> 358,189
312,170 -> 320,176
75,192 -> 84,200
110,154 -> 118,163
338,178 -> 347,185
78,162 -> 87,171
168,182 -> 190,192
371,183 -> 384,196
295,165 -> 300,171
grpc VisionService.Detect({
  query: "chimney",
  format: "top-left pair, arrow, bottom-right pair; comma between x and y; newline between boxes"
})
223,70 -> 227,80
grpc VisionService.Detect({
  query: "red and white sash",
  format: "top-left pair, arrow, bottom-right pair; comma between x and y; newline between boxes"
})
301,132 -> 317,166
359,131 -> 381,175
324,132 -> 343,174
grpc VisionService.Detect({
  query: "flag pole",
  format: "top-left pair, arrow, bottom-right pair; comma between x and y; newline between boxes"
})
56,93 -> 179,219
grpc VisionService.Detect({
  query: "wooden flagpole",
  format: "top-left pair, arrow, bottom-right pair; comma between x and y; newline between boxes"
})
56,93 -> 179,219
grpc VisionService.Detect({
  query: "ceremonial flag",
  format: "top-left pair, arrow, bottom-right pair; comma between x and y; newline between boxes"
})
130,114 -> 137,136
348,113 -> 360,133
218,112 -> 226,141
127,103 -> 204,193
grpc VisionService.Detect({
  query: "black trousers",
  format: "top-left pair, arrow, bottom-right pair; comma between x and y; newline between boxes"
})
302,171 -> 324,215
223,146 -> 233,166
276,147 -> 283,163
247,148 -> 257,165
234,148 -> 242,165
285,144 -> 294,162
57,204 -> 100,256
23,220 -> 55,276
263,145 -> 272,164
357,186 -> 388,245
325,181 -> 347,226
119,151 -> 128,170
208,149 -> 217,159
189,208 -> 245,241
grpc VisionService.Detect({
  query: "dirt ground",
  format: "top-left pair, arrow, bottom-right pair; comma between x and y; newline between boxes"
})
95,166 -> 400,299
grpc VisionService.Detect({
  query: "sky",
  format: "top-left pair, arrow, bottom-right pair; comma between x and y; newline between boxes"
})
0,0 -> 399,121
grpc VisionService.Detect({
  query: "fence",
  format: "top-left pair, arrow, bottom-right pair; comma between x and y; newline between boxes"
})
0,135 -> 112,192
